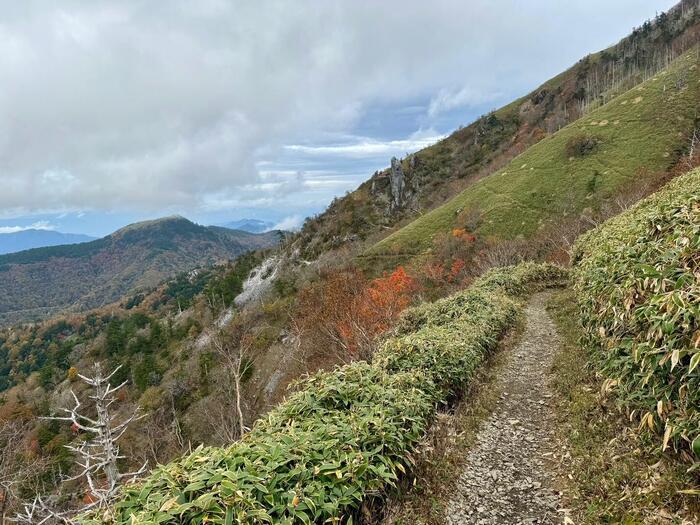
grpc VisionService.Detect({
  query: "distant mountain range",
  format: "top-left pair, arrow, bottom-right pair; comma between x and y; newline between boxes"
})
0,229 -> 96,255
0,216 -> 282,325
220,218 -> 275,233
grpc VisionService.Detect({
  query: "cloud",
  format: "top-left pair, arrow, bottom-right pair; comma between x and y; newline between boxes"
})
0,221 -> 56,234
0,0 -> 678,218
428,86 -> 504,118
284,135 -> 443,158
271,215 -> 304,232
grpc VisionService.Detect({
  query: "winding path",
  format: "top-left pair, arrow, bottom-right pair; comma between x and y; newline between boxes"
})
446,292 -> 568,525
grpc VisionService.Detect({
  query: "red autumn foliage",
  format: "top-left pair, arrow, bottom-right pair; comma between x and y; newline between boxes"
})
363,266 -> 416,331
293,266 -> 417,361
448,259 -> 466,282
452,228 -> 477,243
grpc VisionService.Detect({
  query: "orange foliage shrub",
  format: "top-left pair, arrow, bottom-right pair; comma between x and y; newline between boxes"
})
293,266 -> 416,361
364,266 -> 417,333
452,228 -> 476,243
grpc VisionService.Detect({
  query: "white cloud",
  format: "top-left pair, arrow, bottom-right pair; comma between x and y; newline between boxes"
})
0,0 -> 678,218
284,135 -> 444,158
271,215 -> 304,232
0,221 -> 56,234
428,86 -> 504,118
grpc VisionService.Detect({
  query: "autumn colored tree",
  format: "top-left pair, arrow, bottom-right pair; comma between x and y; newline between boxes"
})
362,266 -> 417,333
293,266 -> 416,362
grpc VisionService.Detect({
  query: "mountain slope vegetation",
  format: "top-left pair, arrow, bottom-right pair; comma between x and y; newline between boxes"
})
573,167 -> 700,462
0,216 -> 281,325
79,264 -> 566,525
3,3 -> 700,523
367,48 -> 700,256
293,2 -> 700,259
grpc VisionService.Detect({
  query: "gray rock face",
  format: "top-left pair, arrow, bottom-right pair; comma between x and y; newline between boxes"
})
389,157 -> 405,212
369,156 -> 417,216
234,256 -> 280,307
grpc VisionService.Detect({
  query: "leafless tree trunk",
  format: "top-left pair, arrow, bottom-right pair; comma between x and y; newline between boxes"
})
683,127 -> 699,170
207,318 -> 258,443
15,363 -> 146,524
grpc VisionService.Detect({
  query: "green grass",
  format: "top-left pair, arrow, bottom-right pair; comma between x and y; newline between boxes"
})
367,48 -> 700,256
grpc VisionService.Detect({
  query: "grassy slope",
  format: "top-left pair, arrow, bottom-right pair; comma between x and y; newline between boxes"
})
297,6 -> 700,259
368,48 -> 700,256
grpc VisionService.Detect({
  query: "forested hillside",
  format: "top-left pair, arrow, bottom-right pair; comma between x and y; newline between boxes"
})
0,216 -> 281,325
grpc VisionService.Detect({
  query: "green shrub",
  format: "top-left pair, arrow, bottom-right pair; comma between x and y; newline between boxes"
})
572,168 -> 700,465
565,134 -> 600,158
83,262 -> 563,524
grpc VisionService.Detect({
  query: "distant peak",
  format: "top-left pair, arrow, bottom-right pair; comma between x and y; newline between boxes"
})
111,215 -> 194,236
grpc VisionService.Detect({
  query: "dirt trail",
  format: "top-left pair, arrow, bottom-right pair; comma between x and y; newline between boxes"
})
446,292 -> 567,525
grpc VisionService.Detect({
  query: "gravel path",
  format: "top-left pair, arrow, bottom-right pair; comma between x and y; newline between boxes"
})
446,292 -> 566,525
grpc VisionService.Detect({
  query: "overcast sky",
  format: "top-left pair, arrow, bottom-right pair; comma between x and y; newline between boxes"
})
0,0 -> 678,236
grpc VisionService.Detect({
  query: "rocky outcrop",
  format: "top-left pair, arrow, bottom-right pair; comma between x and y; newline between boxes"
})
234,256 -> 281,307
370,156 -> 414,215
389,157 -> 405,212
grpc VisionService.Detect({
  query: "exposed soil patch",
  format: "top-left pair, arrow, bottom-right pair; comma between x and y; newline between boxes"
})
445,292 -> 569,524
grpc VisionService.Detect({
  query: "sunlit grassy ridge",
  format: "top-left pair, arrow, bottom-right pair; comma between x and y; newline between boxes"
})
367,49 -> 700,256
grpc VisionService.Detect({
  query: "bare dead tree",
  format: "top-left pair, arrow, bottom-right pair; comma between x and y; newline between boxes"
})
207,318 -> 258,443
285,306 -> 311,368
683,127 -> 700,171
15,364 -> 146,524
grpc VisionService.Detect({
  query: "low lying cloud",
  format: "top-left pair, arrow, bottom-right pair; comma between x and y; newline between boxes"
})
428,87 -> 504,118
271,215 -> 305,232
285,134 -> 444,159
0,221 -> 56,234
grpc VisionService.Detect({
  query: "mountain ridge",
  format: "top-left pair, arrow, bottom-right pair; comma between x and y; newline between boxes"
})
367,47 -> 700,256
291,2 -> 700,260
0,216 -> 282,325
0,229 -> 96,255
1,4 -> 700,523
219,218 -> 275,233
